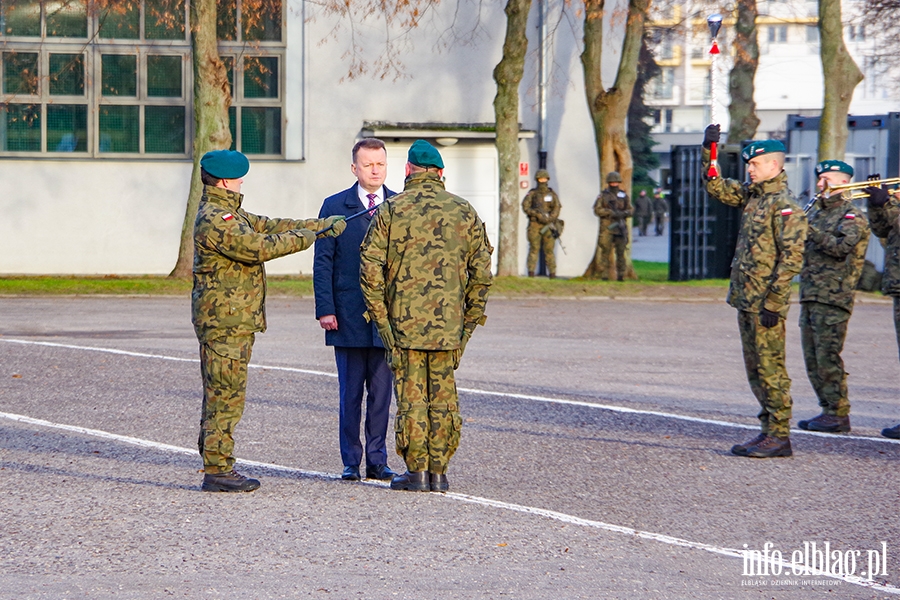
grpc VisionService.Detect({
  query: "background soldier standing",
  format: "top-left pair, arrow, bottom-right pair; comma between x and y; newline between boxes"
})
797,160 -> 869,433
865,178 -> 900,439
192,150 -> 346,492
522,170 -> 561,278
634,190 -> 652,237
652,189 -> 667,236
360,140 -> 492,493
702,126 -> 808,458
592,171 -> 633,281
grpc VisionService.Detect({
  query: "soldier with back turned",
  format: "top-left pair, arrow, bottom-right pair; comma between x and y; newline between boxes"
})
360,139 -> 493,493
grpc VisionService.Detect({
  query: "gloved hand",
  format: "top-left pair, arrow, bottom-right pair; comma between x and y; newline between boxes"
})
702,124 -> 720,149
759,308 -> 780,328
317,215 -> 347,238
866,186 -> 890,208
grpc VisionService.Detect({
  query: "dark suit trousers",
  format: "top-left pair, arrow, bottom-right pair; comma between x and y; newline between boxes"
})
335,346 -> 393,467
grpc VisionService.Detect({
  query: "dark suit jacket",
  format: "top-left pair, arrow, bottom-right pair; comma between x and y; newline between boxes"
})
313,182 -> 396,347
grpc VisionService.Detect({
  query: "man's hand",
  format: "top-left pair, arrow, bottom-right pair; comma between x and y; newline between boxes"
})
319,315 -> 338,331
759,308 -> 780,328
317,215 -> 347,238
702,124 -> 720,149
866,185 -> 890,208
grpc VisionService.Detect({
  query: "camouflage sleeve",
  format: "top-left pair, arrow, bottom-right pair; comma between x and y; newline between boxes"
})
359,207 -> 393,347
549,192 -> 561,220
244,212 -> 323,235
868,199 -> 900,238
763,201 -> 808,313
198,210 -> 313,264
462,218 -> 493,340
594,195 -> 611,218
812,212 -> 870,259
521,192 -> 537,218
614,195 -> 633,219
702,147 -> 748,208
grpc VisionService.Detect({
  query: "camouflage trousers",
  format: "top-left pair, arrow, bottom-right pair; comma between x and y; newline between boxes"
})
799,302 -> 851,417
391,349 -> 462,474
198,334 -> 254,474
526,222 -> 556,275
737,311 -> 793,437
596,229 -> 627,280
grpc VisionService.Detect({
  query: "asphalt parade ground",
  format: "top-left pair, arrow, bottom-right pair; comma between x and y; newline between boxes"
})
1,293 -> 898,599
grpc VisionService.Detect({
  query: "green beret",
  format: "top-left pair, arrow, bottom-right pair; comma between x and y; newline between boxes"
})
201,150 -> 250,179
407,139 -> 444,169
535,169 -> 550,181
741,139 -> 786,163
815,160 -> 853,177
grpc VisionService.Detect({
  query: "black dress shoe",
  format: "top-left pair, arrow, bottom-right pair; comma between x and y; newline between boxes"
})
201,470 -> 260,493
390,470 -> 430,492
430,473 -> 449,493
341,466 -> 361,481
882,424 -> 900,439
365,464 -> 397,480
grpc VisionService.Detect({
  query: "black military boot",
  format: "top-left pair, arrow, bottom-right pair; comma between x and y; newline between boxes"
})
430,472 -> 449,493
745,435 -> 792,458
882,424 -> 900,439
390,471 -> 430,492
798,413 -> 850,433
201,470 -> 261,492
730,433 -> 767,456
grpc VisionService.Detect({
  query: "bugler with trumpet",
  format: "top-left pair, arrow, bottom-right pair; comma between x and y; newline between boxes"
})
804,175 -> 900,213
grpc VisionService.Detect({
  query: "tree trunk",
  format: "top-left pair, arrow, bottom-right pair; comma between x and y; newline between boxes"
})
818,0 -> 863,161
726,0 -> 760,144
169,0 -> 233,278
581,0 -> 649,279
493,0 -> 532,277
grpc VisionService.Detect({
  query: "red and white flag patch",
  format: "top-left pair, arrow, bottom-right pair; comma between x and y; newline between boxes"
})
222,213 -> 234,221
844,214 -> 856,219
780,208 -> 793,216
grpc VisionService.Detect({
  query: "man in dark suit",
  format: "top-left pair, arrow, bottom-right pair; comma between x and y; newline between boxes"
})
314,138 -> 397,481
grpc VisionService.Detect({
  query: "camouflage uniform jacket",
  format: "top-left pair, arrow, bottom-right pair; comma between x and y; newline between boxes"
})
704,151 -> 808,316
522,185 -> 561,225
867,197 -> 900,296
634,193 -> 652,218
359,171 -> 493,351
594,187 -> 633,236
800,194 -> 870,311
192,185 -> 323,344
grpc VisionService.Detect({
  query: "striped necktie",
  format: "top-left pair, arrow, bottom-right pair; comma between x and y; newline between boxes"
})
366,193 -> 377,216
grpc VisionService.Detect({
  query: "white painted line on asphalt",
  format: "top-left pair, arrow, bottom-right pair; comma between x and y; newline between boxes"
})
3,337 -> 899,444
1,409 -> 898,595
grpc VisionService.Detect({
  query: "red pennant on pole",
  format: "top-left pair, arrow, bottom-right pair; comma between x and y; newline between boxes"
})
709,40 -> 720,55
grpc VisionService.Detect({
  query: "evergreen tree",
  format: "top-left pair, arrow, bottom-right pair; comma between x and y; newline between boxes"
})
627,32 -> 661,190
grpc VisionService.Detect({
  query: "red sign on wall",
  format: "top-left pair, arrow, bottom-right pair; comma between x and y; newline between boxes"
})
519,162 -> 529,177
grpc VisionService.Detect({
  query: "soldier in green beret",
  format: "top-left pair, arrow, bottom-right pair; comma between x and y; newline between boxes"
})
863,174 -> 900,439
797,160 -> 869,434
592,171 -> 633,281
360,139 -> 493,493
192,149 -> 347,492
521,169 -> 562,277
702,125 -> 808,458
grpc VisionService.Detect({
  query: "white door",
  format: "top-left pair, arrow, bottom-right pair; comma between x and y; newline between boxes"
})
384,142 -> 499,273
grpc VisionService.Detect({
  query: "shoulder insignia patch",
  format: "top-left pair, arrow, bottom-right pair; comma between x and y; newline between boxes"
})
222,213 -> 234,221
844,213 -> 856,219
780,208 -> 793,216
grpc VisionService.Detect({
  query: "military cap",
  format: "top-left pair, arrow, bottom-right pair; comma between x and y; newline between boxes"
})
200,150 -> 250,179
740,139 -> 786,163
815,159 -> 853,177
407,139 -> 444,169
606,171 -> 622,183
535,169 -> 550,181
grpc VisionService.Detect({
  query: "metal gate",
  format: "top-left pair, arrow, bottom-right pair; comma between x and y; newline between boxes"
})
668,145 -> 742,281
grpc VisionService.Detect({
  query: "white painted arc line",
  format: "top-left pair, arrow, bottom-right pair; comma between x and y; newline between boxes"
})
2,337 -> 899,444
1,410 -> 898,595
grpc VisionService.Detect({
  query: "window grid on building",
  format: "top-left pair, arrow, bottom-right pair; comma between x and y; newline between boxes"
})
0,0 -> 284,158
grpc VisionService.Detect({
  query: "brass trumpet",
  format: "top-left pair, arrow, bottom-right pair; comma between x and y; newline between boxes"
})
805,177 -> 900,212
